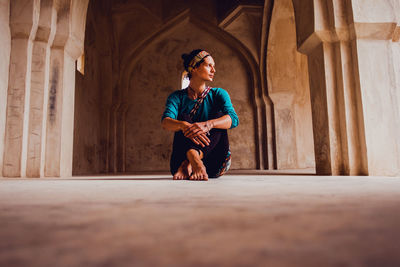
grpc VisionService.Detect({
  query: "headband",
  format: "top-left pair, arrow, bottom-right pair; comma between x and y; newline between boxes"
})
187,50 -> 210,73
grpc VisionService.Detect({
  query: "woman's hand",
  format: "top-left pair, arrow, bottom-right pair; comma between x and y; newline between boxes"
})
182,122 -> 211,147
162,118 -> 210,147
183,122 -> 211,138
190,133 -> 210,147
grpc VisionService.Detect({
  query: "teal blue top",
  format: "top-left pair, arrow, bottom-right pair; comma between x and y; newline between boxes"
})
162,87 -> 239,129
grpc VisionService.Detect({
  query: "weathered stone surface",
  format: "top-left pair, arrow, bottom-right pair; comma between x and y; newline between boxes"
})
3,0 -> 39,177
1,0 -> 400,177
0,0 -> 11,177
125,21 -> 256,172
267,0 -> 315,170
0,0 -> 89,178
1,175 -> 400,266
350,0 -> 400,175
73,0 -> 113,175
351,0 -> 397,23
356,39 -> 400,176
290,0 -> 400,175
220,5 -> 263,64
74,1 -> 261,174
43,0 -> 88,177
26,0 -> 56,178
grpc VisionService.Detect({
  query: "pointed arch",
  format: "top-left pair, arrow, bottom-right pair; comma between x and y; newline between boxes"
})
118,10 -> 269,169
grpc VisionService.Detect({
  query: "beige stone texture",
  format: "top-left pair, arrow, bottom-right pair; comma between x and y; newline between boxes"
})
356,39 -> 400,176
2,0 -> 400,177
26,0 -> 56,177
219,3 -> 273,170
74,1 -> 264,175
73,0 -> 112,175
291,0 -> 389,175
45,0 -> 89,177
220,5 -> 263,64
1,175 -> 400,266
40,0 -> 87,177
0,0 -> 11,177
3,0 -> 39,177
350,0 -> 400,176
125,21 -> 256,172
267,0 -> 315,170
0,0 -> 88,178
351,0 -> 397,23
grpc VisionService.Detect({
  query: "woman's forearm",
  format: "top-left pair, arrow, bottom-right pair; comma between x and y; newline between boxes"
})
163,114 -> 232,134
208,115 -> 232,130
162,117 -> 188,132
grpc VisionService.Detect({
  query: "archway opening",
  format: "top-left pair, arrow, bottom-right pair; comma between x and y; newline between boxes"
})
73,0 -> 262,175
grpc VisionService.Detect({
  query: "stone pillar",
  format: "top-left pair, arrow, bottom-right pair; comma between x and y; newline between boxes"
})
45,17 -> 71,177
293,0 -> 400,176
292,0 -> 368,175
306,41 -> 353,175
350,0 -> 400,176
44,0 -> 88,177
3,0 -> 39,177
0,0 -> 11,177
267,0 -> 315,170
26,0 -> 56,177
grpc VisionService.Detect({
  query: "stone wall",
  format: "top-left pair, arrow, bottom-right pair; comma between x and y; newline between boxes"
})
72,1 -> 109,175
125,22 -> 256,172
0,0 -> 11,177
3,0 -> 400,177
74,0 -> 259,174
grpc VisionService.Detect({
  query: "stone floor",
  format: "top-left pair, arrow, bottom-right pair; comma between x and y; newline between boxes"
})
1,174 -> 400,267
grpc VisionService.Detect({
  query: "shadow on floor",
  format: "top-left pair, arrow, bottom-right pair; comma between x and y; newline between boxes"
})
67,169 -> 316,180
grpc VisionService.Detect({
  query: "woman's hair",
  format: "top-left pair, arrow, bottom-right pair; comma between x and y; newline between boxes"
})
181,49 -> 207,79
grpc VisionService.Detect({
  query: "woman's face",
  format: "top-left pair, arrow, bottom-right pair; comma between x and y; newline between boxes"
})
192,56 -> 216,82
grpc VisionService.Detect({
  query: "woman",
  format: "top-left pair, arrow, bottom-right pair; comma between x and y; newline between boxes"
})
161,49 -> 239,181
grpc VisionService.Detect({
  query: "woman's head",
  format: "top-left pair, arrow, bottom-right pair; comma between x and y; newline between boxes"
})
181,49 -> 213,79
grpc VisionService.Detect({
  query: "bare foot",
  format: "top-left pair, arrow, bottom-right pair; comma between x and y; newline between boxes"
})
173,160 -> 192,180
187,149 -> 208,181
190,160 -> 208,181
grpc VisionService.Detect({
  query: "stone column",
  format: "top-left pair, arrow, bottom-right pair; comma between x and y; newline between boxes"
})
44,0 -> 88,177
293,0 -> 400,176
26,0 -> 56,177
350,0 -> 400,176
292,0 -> 368,175
306,41 -> 352,175
0,0 -> 11,177
267,0 -> 315,170
45,16 -> 72,177
2,0 -> 39,177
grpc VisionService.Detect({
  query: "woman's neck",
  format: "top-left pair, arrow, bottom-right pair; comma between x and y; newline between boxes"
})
188,79 -> 206,99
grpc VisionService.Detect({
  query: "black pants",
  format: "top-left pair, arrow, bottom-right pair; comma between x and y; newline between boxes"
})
170,113 -> 230,178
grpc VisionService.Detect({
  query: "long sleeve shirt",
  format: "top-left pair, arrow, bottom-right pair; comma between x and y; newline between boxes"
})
162,87 -> 239,129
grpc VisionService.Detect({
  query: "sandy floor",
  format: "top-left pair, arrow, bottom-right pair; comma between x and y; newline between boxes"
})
1,174 -> 400,266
